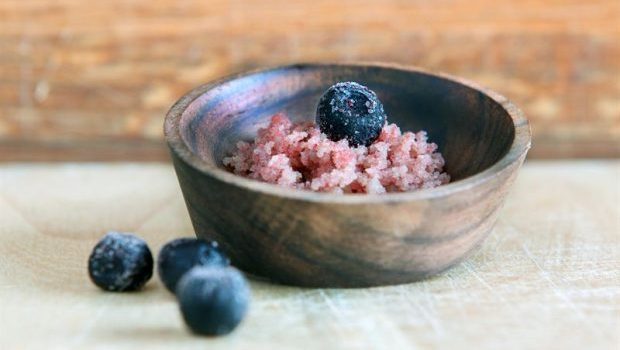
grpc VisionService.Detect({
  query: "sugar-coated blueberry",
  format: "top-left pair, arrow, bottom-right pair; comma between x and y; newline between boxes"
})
157,238 -> 230,293
176,266 -> 250,336
316,81 -> 387,147
88,232 -> 153,292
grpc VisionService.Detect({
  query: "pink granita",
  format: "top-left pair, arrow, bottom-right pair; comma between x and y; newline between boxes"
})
223,114 -> 450,194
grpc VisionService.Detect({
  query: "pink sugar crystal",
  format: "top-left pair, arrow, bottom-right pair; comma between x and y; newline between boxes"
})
223,114 -> 450,194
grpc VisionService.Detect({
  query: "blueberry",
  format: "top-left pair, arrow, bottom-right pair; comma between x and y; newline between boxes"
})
316,81 -> 387,147
157,238 -> 230,293
88,232 -> 153,292
176,266 -> 250,336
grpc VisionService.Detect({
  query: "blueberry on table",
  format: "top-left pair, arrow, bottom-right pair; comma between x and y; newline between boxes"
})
88,232 -> 153,292
157,238 -> 230,293
316,81 -> 387,147
176,266 -> 250,336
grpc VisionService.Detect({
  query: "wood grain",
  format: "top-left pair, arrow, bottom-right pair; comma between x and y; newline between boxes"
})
165,63 -> 530,287
0,161 -> 617,349
1,0 -> 619,160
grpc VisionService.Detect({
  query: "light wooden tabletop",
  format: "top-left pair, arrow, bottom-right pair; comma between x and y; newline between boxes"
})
0,161 -> 618,350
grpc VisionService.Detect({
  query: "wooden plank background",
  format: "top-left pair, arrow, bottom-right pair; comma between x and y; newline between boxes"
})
1,0 -> 619,161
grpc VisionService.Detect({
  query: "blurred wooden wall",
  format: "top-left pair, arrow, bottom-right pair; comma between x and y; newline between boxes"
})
1,0 -> 618,161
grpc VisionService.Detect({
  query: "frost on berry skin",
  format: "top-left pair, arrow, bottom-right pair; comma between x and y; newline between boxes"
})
176,266 -> 250,336
316,81 -> 387,147
87,232 -> 153,292
157,238 -> 230,293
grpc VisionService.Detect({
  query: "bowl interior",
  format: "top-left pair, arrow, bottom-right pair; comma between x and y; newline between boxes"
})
178,65 -> 515,182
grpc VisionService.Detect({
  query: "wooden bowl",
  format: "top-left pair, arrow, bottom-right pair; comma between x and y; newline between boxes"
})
164,63 -> 531,287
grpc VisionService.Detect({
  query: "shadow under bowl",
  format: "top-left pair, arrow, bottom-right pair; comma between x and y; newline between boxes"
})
164,63 -> 531,287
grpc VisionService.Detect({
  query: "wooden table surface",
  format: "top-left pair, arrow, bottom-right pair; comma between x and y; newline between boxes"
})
0,161 -> 618,349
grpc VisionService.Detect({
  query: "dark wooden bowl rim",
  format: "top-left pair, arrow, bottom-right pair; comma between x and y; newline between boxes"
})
164,62 -> 531,204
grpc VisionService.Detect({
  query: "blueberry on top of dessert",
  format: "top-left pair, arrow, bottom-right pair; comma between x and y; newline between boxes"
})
316,82 -> 386,147
224,81 -> 449,194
